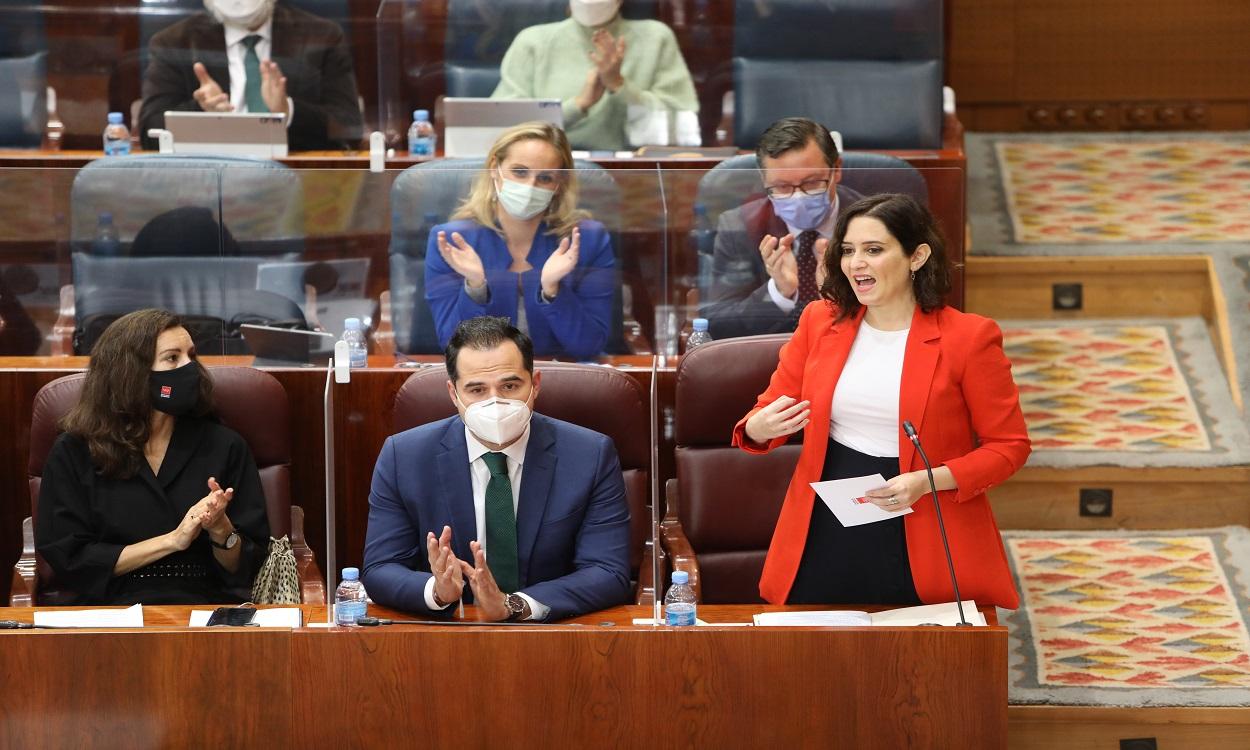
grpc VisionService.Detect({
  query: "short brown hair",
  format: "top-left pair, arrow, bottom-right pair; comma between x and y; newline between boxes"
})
755,117 -> 840,168
820,193 -> 952,322
61,309 -> 213,478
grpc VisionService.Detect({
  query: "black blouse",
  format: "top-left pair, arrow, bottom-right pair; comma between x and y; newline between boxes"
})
35,417 -> 270,605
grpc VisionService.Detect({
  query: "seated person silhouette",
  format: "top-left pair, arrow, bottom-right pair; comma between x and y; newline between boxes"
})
139,0 -> 364,151
424,122 -> 615,361
701,117 -> 864,340
492,0 -> 698,150
362,315 -> 632,621
37,308 -> 270,604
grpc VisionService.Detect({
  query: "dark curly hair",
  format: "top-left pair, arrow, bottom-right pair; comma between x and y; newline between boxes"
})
820,193 -> 952,322
60,309 -> 214,479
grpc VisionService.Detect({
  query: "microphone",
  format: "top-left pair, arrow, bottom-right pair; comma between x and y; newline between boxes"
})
902,420 -> 970,627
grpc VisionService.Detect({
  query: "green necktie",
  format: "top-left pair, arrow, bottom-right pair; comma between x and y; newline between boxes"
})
482,452 -> 520,593
242,35 -> 268,113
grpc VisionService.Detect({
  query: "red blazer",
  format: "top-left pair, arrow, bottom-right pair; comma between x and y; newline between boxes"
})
732,302 -> 1030,609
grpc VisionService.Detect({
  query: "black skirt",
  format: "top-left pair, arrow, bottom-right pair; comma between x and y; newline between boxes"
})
787,438 -> 922,606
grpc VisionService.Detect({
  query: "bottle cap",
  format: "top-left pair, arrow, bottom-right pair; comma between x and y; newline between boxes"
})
415,109 -> 430,121
692,318 -> 708,332
342,567 -> 359,581
107,112 -> 123,124
344,317 -> 361,330
672,570 -> 689,584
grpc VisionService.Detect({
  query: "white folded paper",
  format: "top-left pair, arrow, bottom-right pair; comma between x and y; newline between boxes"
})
188,608 -> 303,628
34,603 -> 144,628
810,473 -> 914,527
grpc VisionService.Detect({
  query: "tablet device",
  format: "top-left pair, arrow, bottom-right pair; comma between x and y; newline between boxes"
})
164,111 -> 289,158
443,98 -> 562,157
240,323 -> 336,366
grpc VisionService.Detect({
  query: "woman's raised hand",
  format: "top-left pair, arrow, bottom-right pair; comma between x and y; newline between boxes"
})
437,230 -> 487,289
744,395 -> 811,444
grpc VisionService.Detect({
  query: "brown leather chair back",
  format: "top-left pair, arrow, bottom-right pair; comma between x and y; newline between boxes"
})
674,334 -> 800,603
27,366 -> 293,603
392,362 -> 651,575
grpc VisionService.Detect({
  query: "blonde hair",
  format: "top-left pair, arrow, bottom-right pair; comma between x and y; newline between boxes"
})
452,121 -> 588,236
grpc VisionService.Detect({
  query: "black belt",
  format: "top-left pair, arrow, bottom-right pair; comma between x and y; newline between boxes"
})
130,562 -> 211,580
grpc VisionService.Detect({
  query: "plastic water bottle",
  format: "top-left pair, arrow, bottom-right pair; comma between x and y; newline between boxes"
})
102,112 -> 130,156
686,318 -> 713,352
334,567 -> 368,626
664,570 -> 697,626
92,212 -> 121,257
341,317 -> 367,368
408,109 -> 436,161
692,203 -> 715,293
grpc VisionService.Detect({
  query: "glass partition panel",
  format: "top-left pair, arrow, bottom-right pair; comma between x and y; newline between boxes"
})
659,163 -> 967,354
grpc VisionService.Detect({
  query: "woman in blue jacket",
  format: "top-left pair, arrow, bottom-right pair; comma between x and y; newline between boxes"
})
424,121 -> 615,360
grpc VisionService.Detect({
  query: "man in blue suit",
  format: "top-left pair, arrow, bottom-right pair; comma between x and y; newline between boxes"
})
363,316 -> 631,621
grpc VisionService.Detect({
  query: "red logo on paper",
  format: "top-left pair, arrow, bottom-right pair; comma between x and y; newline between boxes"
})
160,385 -> 172,398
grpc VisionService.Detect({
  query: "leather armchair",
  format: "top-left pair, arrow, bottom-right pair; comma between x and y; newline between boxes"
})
10,366 -> 325,605
391,362 -> 658,603
732,0 -> 944,150
662,334 -> 799,603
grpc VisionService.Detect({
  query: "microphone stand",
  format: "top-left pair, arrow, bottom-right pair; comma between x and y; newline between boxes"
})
903,420 -> 970,627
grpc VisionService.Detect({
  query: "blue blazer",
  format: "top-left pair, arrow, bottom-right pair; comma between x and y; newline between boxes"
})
424,218 -> 616,360
362,413 -> 632,621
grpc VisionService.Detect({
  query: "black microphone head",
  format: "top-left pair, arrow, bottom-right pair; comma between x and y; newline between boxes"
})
902,420 -> 917,438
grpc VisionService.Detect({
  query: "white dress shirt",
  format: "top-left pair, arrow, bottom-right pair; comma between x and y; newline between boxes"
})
421,423 -> 550,620
766,194 -> 841,312
222,20 -> 294,127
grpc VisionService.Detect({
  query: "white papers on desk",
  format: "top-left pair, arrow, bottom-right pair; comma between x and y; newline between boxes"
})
34,603 -> 144,628
810,473 -> 913,527
752,601 -> 985,628
187,608 -> 303,628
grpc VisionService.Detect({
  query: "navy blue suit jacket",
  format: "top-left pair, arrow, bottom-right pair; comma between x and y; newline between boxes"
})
424,218 -> 616,360
362,413 -> 631,621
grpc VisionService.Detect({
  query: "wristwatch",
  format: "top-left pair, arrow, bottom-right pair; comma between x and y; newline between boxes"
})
211,529 -> 240,550
504,592 -> 527,621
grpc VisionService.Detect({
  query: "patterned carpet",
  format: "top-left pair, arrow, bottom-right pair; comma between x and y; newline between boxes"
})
1000,318 -> 1249,467
1003,527 -> 1250,706
996,140 -> 1250,245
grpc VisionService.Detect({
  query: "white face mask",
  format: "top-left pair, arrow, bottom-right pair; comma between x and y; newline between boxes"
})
570,0 -> 620,28
496,173 -> 556,221
459,395 -> 534,446
204,0 -> 275,29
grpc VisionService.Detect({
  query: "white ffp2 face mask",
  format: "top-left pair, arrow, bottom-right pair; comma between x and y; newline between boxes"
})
459,395 -> 534,446
204,0 -> 275,29
570,0 -> 620,28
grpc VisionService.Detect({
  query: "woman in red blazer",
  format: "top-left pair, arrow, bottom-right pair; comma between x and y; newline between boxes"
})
733,194 -> 1029,609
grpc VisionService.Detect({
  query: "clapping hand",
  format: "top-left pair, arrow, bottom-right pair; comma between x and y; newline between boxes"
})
169,506 -> 204,551
426,525 -> 465,607
744,395 -> 811,444
458,541 -> 510,621
196,476 -> 235,538
540,226 -> 580,299
574,66 -> 606,113
437,230 -> 487,290
192,62 -> 233,112
759,234 -> 799,298
814,238 -> 829,290
259,59 -> 289,116
589,29 -> 627,91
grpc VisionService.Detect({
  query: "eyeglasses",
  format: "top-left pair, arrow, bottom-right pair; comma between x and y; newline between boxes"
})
764,179 -> 831,199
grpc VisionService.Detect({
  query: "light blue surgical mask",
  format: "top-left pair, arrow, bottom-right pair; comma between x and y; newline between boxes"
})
769,190 -> 833,231
496,173 -> 556,220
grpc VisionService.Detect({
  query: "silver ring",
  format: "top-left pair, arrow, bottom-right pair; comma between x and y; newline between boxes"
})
887,497 -> 899,506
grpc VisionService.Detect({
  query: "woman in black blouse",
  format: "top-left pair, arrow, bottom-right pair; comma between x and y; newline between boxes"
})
36,309 -> 269,604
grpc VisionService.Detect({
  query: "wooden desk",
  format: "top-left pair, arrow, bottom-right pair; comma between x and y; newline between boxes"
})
0,604 -> 1007,749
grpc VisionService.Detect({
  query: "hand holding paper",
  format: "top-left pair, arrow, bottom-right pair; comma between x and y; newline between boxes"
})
810,474 -> 914,527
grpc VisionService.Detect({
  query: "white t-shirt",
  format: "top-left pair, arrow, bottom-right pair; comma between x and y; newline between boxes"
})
829,321 -> 910,458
